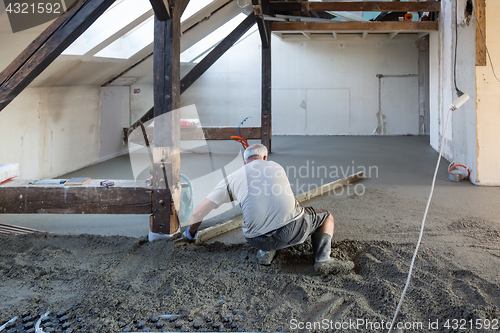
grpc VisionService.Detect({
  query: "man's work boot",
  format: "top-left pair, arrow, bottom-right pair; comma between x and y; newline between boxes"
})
257,250 -> 276,266
311,232 -> 354,276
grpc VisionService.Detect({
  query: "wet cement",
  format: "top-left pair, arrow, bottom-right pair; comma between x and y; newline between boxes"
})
1,136 -> 500,332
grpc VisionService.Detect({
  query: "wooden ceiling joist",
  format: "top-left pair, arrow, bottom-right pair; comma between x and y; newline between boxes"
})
271,21 -> 438,32
0,0 -> 117,113
269,1 -> 441,13
274,32 -> 426,41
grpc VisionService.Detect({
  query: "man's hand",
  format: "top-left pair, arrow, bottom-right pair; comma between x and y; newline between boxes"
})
182,228 -> 198,242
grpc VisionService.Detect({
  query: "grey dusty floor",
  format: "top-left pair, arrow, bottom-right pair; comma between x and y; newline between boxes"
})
2,135 -> 500,333
1,135 -> 499,245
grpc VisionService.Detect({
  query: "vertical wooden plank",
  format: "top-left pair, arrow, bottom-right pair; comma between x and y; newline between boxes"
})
261,19 -> 272,152
151,10 -> 181,235
476,0 -> 486,66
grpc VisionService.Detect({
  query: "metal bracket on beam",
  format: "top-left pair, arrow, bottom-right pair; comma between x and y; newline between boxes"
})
151,162 -> 179,234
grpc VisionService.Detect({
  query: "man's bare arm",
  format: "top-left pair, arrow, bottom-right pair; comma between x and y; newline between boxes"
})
187,198 -> 218,237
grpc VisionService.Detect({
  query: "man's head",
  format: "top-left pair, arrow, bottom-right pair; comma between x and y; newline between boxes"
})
244,144 -> 268,163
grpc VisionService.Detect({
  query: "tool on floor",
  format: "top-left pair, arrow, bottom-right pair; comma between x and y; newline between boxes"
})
35,312 -> 49,333
30,179 -> 66,185
448,161 -> 470,182
0,316 -> 17,331
100,180 -> 115,187
0,224 -> 47,235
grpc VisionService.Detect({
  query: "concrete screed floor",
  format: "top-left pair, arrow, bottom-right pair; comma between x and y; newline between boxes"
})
2,135 -> 500,282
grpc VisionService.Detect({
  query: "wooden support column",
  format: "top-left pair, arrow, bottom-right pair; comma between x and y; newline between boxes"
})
151,6 -> 182,235
261,10 -> 272,152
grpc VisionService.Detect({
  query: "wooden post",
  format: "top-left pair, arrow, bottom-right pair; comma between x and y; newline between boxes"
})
261,15 -> 272,152
150,7 -> 181,235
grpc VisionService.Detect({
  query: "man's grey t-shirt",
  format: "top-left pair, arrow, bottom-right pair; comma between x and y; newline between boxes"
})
206,159 -> 302,238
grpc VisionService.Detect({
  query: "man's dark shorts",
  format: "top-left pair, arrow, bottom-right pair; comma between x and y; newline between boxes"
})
245,207 -> 331,251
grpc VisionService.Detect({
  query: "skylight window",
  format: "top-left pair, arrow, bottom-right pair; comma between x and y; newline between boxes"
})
62,0 -> 238,60
181,0 -> 214,23
62,0 -> 152,56
94,17 -> 154,59
181,13 -> 248,63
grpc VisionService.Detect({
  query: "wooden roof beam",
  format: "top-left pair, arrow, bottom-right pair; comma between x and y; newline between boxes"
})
271,21 -> 439,32
269,1 -> 441,13
149,0 -> 171,20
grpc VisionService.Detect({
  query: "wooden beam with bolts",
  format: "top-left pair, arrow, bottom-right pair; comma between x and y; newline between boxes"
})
0,180 -> 151,214
128,126 -> 262,143
150,8 -> 182,235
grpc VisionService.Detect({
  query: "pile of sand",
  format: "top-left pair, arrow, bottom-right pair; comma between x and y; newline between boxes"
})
1,230 -> 499,332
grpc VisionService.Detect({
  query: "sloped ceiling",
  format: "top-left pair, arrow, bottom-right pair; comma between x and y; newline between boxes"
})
0,0 -> 247,88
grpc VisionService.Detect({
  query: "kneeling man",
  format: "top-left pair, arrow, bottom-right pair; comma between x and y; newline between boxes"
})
183,144 -> 353,275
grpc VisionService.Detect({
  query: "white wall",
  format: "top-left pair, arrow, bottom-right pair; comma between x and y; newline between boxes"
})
99,86 -> 130,160
179,32 -> 423,135
130,84 -> 153,124
429,0 -> 477,183
180,32 -> 262,129
273,38 -> 421,135
0,86 -> 101,178
475,0 -> 500,185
